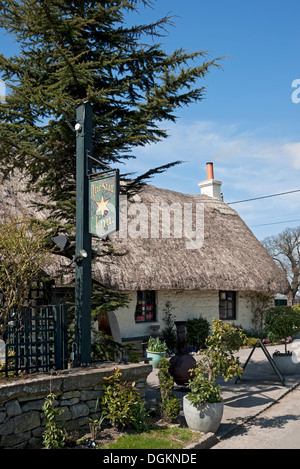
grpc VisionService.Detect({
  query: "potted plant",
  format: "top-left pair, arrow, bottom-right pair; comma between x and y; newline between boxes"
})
265,305 -> 300,375
146,336 -> 167,368
183,319 -> 247,433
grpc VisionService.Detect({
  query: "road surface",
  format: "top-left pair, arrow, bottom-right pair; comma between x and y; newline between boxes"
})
211,386 -> 300,449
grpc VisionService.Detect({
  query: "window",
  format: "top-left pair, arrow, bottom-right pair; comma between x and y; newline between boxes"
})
135,291 -> 156,322
219,291 -> 236,320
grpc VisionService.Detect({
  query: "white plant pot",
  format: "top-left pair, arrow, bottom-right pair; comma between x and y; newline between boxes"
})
272,353 -> 300,375
183,395 -> 224,433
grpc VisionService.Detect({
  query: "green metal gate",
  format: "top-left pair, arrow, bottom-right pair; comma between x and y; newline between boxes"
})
2,305 -> 68,377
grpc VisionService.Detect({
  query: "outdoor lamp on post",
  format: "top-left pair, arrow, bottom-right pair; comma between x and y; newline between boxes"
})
73,249 -> 88,264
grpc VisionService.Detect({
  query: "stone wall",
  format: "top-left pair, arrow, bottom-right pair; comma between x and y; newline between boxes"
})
0,362 -> 152,449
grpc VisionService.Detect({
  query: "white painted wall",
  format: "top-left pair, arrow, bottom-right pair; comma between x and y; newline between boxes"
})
113,290 -> 258,340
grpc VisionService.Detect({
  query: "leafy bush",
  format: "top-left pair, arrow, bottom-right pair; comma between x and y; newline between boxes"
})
186,371 -> 222,406
129,350 -> 140,363
91,330 -> 122,361
186,319 -> 247,406
101,369 -> 150,431
186,316 -> 210,351
161,395 -> 180,423
265,305 -> 300,353
157,358 -> 180,423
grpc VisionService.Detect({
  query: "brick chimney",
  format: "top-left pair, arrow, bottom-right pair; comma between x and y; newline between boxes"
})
198,162 -> 223,200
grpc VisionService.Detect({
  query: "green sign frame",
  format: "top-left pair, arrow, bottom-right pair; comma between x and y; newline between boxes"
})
89,170 -> 119,238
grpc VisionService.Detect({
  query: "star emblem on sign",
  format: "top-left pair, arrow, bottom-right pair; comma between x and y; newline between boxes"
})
96,195 -> 109,216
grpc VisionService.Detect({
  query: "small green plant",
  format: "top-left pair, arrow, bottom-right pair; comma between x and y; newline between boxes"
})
101,368 -> 150,431
161,301 -> 177,353
186,315 -> 210,351
89,413 -> 106,441
42,393 -> 66,449
147,336 -> 167,353
157,358 -> 180,423
129,350 -> 140,363
265,305 -> 300,354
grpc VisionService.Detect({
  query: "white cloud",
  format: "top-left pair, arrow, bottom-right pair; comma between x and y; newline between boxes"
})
281,142 -> 300,169
128,120 -> 300,192
124,119 -> 300,240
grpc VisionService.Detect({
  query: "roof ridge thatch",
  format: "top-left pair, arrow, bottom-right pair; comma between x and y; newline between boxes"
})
91,184 -> 290,294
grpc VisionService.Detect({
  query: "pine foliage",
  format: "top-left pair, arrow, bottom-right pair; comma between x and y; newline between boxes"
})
0,0 -> 222,235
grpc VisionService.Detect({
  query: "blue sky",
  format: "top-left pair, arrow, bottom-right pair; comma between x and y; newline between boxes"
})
1,1 -> 300,242
122,0 -> 300,242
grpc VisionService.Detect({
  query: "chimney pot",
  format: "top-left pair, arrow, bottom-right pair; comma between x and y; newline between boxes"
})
198,162 -> 223,200
206,162 -> 214,180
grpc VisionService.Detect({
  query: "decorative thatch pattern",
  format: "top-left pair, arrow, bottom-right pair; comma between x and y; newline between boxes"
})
92,185 -> 290,294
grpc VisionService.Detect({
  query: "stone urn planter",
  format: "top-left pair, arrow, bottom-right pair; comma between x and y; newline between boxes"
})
265,306 -> 300,376
272,352 -> 300,375
183,395 -> 224,433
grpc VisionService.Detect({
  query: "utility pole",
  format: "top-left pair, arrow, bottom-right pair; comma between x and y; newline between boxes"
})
74,101 -> 92,366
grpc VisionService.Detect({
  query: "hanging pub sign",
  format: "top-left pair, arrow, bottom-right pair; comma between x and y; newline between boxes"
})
89,170 -> 119,238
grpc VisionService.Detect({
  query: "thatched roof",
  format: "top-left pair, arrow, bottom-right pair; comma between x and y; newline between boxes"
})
92,184 -> 290,294
0,171 -> 72,282
0,172 -> 290,294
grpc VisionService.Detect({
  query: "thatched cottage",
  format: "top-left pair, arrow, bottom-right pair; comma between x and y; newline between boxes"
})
0,164 -> 290,342
90,163 -> 290,341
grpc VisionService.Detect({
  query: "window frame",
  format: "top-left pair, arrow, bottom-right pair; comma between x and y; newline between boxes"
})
219,290 -> 237,320
135,290 -> 156,323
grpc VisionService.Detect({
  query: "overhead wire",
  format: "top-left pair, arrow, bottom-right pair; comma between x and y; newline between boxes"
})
226,189 -> 300,228
227,189 -> 300,205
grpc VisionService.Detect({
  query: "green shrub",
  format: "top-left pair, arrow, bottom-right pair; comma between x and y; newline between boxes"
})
186,319 -> 247,406
157,358 -> 180,423
162,395 -> 180,423
101,368 -> 150,431
186,316 -> 210,351
129,350 -> 140,363
265,305 -> 300,353
246,337 -> 260,347
91,330 -> 121,361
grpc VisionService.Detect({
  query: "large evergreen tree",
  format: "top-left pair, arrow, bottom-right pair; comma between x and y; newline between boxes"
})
0,0 -> 222,237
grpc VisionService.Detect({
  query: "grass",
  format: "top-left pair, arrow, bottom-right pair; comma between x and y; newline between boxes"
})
99,426 -> 202,450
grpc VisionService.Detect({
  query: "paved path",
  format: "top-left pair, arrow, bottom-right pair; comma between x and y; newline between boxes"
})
211,385 -> 300,449
145,343 -> 300,449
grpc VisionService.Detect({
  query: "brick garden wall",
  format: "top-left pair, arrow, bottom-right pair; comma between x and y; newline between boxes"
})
0,362 -> 152,449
